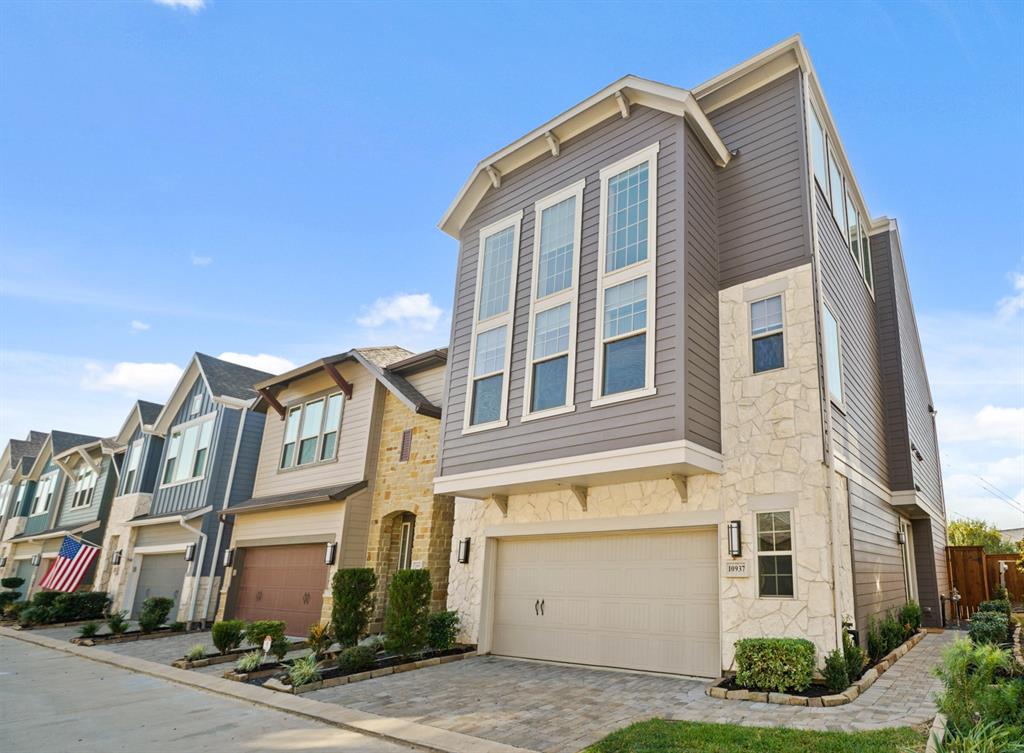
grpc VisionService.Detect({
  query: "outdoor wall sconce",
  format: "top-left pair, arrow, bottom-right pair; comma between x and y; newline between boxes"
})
111,550 -> 123,566
0,556 -> 7,567
184,544 -> 196,562
30,554 -> 41,566
324,542 -> 337,566
897,530 -> 906,546
457,537 -> 471,564
222,549 -> 234,567
727,520 -> 742,558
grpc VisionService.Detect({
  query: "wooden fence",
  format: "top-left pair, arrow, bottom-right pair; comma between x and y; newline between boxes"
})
946,545 -> 1024,619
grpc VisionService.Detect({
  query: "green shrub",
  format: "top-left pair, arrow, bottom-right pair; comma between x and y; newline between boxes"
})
307,622 -> 333,659
426,610 -> 460,651
138,596 -> 175,632
0,591 -> 19,610
734,638 -> 816,693
331,568 -> 376,648
969,612 -> 1010,646
979,599 -> 1012,623
384,569 -> 432,658
78,621 -> 99,638
45,591 -> 111,623
880,611 -> 904,653
5,601 -> 27,620
991,584 -> 1013,603
843,632 -> 866,680
1,577 -> 25,589
244,620 -> 287,659
287,654 -> 321,686
823,648 -> 850,693
867,618 -> 885,663
31,591 -> 61,609
976,677 -> 1024,733
934,639 -> 1012,732
168,621 -> 186,632
185,643 -> 206,661
899,600 -> 922,637
106,610 -> 129,635
236,650 -> 262,673
18,605 -> 49,626
934,720 -> 1024,753
211,619 -> 246,653
337,645 -> 376,674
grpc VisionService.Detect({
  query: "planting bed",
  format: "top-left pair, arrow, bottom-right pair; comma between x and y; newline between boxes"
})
172,640 -> 307,669
72,626 -> 201,645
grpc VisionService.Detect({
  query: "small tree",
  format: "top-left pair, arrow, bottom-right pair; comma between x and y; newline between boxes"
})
384,569 -> 431,658
948,518 -> 1017,554
331,568 -> 376,648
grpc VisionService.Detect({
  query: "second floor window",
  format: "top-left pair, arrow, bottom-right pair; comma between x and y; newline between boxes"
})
823,305 -> 844,405
162,416 -> 213,485
281,392 -> 344,469
122,440 -> 142,494
13,483 -> 26,515
751,295 -> 785,373
31,471 -> 57,516
601,277 -> 648,395
70,464 -> 97,509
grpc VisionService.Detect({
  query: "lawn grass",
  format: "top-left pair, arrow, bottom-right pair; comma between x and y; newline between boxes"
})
582,719 -> 926,753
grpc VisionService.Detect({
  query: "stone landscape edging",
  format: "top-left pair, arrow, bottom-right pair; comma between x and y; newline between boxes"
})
705,630 -> 927,707
0,626 -> 530,753
924,713 -> 947,753
172,640 -> 308,669
1012,622 -> 1022,669
73,628 -> 201,646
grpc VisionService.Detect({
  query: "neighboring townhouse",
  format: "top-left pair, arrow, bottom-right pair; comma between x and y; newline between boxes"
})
1,431 -> 101,596
214,346 -> 451,636
0,432 -> 48,581
435,36 -> 947,678
111,354 -> 271,625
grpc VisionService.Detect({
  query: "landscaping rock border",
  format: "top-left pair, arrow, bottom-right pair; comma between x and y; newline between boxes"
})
74,627 -> 201,646
924,713 -> 947,753
10,618 -> 102,631
1013,622 -> 1023,669
172,640 -> 308,669
264,650 -> 478,695
706,630 -> 927,707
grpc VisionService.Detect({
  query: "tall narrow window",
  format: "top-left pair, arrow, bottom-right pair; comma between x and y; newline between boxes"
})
524,181 -> 583,419
280,408 -> 300,468
399,428 -> 413,462
13,483 -> 27,516
31,471 -> 57,516
297,398 -> 324,465
751,295 -> 785,373
191,419 -> 213,477
860,226 -> 873,289
846,189 -> 861,271
464,211 -> 521,430
71,464 -> 97,509
593,143 -> 658,404
808,106 -> 827,191
280,393 -> 345,469
757,511 -> 794,597
162,431 -> 181,484
123,440 -> 142,494
162,416 -> 214,485
827,147 -> 845,231
320,394 -> 344,461
398,518 -> 415,570
823,305 -> 844,404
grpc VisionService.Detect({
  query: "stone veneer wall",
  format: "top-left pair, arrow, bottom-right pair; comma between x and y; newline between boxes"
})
366,390 -> 454,628
447,264 -> 855,671
92,493 -> 151,599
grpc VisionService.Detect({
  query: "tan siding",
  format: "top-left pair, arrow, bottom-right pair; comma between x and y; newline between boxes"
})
135,521 -> 193,549
405,364 -> 446,406
251,363 -> 376,498
339,488 -> 372,568
231,502 -> 345,544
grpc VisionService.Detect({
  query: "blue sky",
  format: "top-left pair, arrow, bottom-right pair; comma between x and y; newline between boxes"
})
1,1 -> 1021,527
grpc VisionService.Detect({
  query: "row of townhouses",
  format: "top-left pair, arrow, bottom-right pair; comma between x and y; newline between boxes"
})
0,36 -> 948,677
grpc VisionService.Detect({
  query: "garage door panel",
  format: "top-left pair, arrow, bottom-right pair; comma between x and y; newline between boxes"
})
493,528 -> 719,677
231,544 -> 329,635
131,553 -> 189,619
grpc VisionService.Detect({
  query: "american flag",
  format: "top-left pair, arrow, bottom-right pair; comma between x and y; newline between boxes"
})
38,535 -> 100,592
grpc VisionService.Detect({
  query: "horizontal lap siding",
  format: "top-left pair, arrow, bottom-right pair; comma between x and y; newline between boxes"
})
441,106 -> 686,476
57,455 -> 114,528
817,190 -> 889,486
683,124 -> 721,451
405,365 -> 445,406
709,70 -> 811,289
849,479 -> 906,630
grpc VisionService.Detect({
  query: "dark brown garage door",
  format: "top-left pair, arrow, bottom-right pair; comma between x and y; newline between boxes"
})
231,544 -> 329,636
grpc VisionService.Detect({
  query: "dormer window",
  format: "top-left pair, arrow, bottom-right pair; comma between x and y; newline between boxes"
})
280,392 -> 344,469
70,464 -> 97,509
189,394 -> 203,416
30,470 -> 57,516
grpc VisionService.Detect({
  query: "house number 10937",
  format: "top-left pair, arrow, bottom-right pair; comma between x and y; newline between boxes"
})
725,560 -> 750,577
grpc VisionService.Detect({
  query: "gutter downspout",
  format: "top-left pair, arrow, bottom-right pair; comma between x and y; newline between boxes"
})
178,515 -> 207,627
201,406 -> 248,626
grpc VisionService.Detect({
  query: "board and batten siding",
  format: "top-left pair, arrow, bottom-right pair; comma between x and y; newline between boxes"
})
440,106 -> 688,477
848,479 -> 907,632
57,455 -> 115,528
251,363 -> 377,499
706,70 -> 812,290
118,426 -> 165,497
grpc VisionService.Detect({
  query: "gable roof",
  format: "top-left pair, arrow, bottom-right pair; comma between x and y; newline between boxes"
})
439,75 -> 732,238
51,430 -> 102,457
114,399 -> 165,445
8,431 -> 47,471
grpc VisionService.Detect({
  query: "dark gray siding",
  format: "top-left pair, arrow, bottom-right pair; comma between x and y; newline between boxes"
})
23,457 -> 61,536
140,434 -> 164,495
226,409 -> 265,507
848,480 -> 906,631
817,190 -> 889,485
440,106 -> 688,476
708,70 -> 812,289
912,516 -> 947,628
683,123 -> 721,451
118,426 -> 143,496
57,456 -> 115,528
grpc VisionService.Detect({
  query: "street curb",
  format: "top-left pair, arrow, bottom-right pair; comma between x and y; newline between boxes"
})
0,626 -> 534,753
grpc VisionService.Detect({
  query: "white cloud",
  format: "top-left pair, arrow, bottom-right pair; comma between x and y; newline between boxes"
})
82,361 -> 183,396
190,253 -> 213,267
153,0 -> 206,11
357,293 -> 443,332
217,352 -> 295,375
130,320 -> 151,334
997,272 -> 1024,320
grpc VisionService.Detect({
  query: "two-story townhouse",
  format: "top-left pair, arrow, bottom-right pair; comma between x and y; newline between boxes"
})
112,354 -> 270,625
0,432 -> 47,586
214,346 -> 451,636
2,431 -> 101,596
436,36 -> 947,678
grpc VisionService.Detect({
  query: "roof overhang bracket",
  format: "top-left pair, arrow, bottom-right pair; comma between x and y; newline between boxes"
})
570,484 -> 588,512
258,387 -> 287,421
485,165 -> 502,189
323,361 -> 354,399
489,494 -> 508,517
670,473 -> 688,503
77,448 -> 101,476
614,90 -> 631,118
544,131 -> 560,157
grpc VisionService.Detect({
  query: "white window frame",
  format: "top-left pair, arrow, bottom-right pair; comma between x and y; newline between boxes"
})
70,463 -> 97,509
30,470 -> 58,516
122,439 -> 143,494
13,483 -> 26,515
808,105 -> 828,194
398,519 -> 414,570
750,293 -> 786,375
522,179 -> 584,422
160,413 -> 215,488
899,518 -> 918,602
279,391 -> 345,470
462,210 -> 523,433
755,509 -> 797,599
591,142 -> 659,407
189,394 -> 203,417
823,303 -> 845,409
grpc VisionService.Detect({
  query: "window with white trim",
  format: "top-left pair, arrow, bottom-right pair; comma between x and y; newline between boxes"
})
757,511 -> 794,597
189,394 -> 203,416
845,188 -> 861,271
122,440 -> 142,494
13,483 -> 26,515
464,212 -> 521,430
751,295 -> 785,374
524,181 -> 583,418
827,146 -> 845,231
162,416 -> 214,485
398,517 -> 415,570
70,464 -> 97,509
860,226 -> 872,288
808,106 -> 827,192
0,482 -> 11,518
593,143 -> 658,404
31,470 -> 57,516
280,392 -> 344,469
823,304 -> 844,404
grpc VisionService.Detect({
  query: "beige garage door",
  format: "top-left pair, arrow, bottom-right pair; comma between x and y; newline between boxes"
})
492,528 -> 719,677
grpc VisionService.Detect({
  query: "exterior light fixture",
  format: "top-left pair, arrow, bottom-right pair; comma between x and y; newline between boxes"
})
184,544 -> 196,562
457,537 -> 471,564
324,542 -> 337,566
0,555 -> 7,567
897,530 -> 906,546
222,549 -> 234,567
30,553 -> 41,566
727,520 -> 742,558
112,550 -> 123,566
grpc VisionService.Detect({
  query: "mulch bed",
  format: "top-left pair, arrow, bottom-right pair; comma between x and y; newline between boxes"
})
172,640 -> 308,669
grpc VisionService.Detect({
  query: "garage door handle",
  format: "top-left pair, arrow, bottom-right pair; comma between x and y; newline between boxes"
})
540,599 -> 545,616
256,591 -> 262,602
302,592 -> 310,605
534,599 -> 539,616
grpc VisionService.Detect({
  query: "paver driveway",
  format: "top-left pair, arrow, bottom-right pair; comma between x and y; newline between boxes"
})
308,631 -> 954,753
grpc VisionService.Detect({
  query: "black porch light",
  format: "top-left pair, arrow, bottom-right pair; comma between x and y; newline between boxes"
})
111,549 -> 123,566
727,520 -> 742,558
457,537 -> 471,564
30,553 -> 41,566
184,544 -> 196,562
